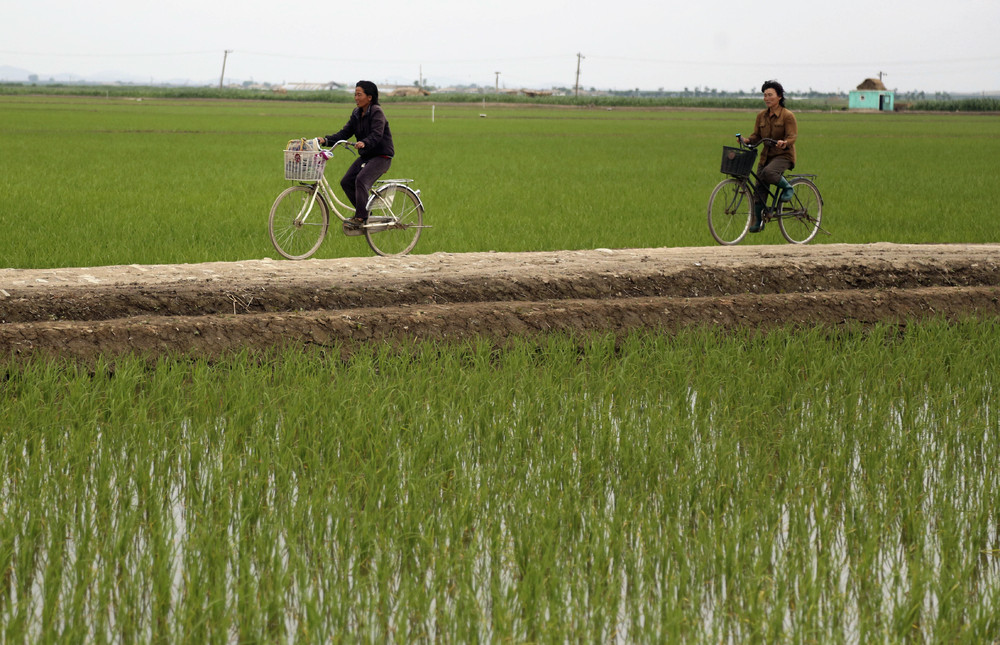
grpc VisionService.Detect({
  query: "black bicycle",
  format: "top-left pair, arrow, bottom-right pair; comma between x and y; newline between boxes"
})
707,135 -> 825,245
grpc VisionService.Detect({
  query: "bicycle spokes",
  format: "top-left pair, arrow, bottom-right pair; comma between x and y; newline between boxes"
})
364,184 -> 423,256
728,190 -> 747,215
293,192 -> 321,225
268,185 -> 330,259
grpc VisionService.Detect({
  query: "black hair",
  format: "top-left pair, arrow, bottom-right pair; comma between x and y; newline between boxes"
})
356,80 -> 379,105
761,80 -> 785,107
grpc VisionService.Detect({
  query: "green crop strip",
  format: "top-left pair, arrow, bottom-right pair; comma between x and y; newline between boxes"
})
2,319 -> 998,641
1,96 -> 998,269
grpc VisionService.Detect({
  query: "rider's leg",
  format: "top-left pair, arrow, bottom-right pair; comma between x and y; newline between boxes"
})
350,157 -> 392,222
750,158 -> 793,232
759,157 -> 794,203
757,157 -> 792,195
340,157 -> 365,209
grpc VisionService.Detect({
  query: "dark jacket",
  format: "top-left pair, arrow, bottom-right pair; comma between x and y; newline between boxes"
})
324,104 -> 394,159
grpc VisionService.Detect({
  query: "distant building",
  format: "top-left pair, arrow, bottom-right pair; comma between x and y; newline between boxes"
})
849,78 -> 894,111
391,86 -> 431,97
281,82 -> 344,92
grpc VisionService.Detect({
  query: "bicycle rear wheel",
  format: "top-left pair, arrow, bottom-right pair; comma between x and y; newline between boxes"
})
364,184 -> 423,257
708,178 -> 752,245
269,185 -> 330,260
778,178 -> 822,244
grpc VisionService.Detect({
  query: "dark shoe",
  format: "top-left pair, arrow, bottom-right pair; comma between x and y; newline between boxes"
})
344,216 -> 367,229
748,203 -> 765,233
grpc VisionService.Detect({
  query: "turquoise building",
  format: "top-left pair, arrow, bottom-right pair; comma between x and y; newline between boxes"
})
849,78 -> 894,111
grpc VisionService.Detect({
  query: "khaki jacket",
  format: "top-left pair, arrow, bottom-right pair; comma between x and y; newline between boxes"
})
749,106 -> 797,168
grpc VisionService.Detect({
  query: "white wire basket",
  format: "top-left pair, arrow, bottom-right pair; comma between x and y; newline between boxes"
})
284,150 -> 327,181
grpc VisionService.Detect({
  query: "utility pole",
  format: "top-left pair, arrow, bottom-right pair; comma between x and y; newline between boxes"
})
219,50 -> 232,89
495,71 -> 501,92
574,53 -> 584,98
878,70 -> 887,84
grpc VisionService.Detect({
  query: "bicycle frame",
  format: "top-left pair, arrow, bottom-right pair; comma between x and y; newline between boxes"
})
270,139 -> 426,258
707,134 -> 825,245
292,141 -> 424,230
299,175 -> 353,222
290,146 -> 355,226
734,138 -> 813,222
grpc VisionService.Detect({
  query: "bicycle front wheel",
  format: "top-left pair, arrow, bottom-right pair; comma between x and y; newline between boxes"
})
268,185 -> 330,260
778,178 -> 822,244
708,178 -> 752,245
364,184 -> 424,257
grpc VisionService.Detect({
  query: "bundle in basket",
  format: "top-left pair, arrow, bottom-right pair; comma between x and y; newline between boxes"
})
720,146 -> 757,177
284,150 -> 327,181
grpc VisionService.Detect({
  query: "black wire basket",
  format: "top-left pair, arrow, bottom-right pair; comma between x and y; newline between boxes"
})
720,146 -> 757,177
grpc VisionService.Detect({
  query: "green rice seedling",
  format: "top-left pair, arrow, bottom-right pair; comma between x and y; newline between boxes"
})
2,317 -> 999,641
2,97 -> 999,268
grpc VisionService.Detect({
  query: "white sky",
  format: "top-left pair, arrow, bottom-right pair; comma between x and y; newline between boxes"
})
2,0 -> 998,93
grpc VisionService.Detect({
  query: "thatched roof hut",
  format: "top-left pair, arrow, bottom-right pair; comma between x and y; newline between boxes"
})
857,78 -> 887,91
849,77 -> 894,111
391,87 -> 431,97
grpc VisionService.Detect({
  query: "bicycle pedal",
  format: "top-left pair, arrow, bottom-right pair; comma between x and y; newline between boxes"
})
342,221 -> 365,236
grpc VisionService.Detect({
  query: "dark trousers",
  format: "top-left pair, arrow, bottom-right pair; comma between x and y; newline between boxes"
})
340,156 -> 392,220
754,157 -> 793,205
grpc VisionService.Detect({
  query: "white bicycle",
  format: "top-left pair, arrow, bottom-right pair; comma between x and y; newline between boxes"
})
268,140 -> 426,258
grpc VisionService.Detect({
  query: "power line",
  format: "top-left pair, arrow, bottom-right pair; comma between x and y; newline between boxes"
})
7,48 -> 995,71
591,55 -> 1000,68
0,49 -> 219,58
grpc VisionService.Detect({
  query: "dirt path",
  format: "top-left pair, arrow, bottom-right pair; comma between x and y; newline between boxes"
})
2,243 -> 999,361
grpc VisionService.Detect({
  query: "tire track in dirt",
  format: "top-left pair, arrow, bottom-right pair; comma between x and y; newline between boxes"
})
2,243 -> 999,361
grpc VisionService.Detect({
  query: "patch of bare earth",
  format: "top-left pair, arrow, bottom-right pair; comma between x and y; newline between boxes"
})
2,243 -> 999,361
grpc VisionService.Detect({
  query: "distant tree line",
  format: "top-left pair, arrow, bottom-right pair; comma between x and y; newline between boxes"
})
2,82 -> 997,112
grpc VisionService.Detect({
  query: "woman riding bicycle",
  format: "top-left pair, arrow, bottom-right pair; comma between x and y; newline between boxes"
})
318,80 -> 395,229
741,80 -> 797,233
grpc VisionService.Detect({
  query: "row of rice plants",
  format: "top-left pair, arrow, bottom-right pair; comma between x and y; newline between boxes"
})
2,97 -> 999,269
2,318 -> 998,641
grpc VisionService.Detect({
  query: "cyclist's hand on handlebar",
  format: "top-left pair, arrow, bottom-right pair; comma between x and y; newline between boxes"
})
775,140 -> 787,149
354,141 -> 365,150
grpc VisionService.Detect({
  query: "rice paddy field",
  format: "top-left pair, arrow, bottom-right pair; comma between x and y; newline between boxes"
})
0,94 -> 998,268
2,95 -> 1000,642
2,322 -> 998,642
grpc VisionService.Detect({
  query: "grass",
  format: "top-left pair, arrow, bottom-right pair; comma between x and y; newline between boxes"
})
1,96 -> 998,269
2,319 -> 999,641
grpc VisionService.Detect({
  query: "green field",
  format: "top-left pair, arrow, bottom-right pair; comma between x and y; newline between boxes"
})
1,95 -> 997,269
3,95 -> 999,642
2,322 -> 999,642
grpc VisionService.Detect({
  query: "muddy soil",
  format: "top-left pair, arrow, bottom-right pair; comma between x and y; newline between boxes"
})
2,243 -> 999,361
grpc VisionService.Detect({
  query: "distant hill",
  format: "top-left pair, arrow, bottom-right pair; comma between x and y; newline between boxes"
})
0,65 -> 212,86
0,65 -> 31,82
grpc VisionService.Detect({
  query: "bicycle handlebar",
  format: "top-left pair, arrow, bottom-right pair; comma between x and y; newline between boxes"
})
314,139 -> 358,160
735,133 -> 780,149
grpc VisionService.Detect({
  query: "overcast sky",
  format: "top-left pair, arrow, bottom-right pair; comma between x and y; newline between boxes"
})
2,0 -> 998,93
